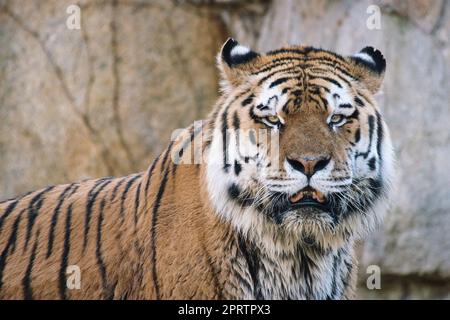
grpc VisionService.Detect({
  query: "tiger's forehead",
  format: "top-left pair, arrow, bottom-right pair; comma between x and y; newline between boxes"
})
249,49 -> 357,116
255,46 -> 352,74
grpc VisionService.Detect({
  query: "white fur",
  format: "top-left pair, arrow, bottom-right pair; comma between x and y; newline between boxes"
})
353,52 -> 375,66
230,44 -> 251,57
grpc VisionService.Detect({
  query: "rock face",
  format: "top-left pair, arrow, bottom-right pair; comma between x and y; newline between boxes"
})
0,0 -> 449,299
0,0 -> 225,196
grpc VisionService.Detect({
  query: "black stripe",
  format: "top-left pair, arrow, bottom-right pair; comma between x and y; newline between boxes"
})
0,210 -> 24,291
339,103 -> 352,109
257,67 -> 303,87
266,47 -> 314,56
269,77 -> 292,88
368,157 -> 377,171
144,155 -> 161,199
376,111 -> 384,162
159,142 -> 174,174
253,62 -> 295,77
251,59 -> 299,76
148,143 -> 173,197
0,200 -> 19,235
67,183 -> 80,198
96,198 -> 113,299
47,184 -> 76,258
318,95 -> 329,110
330,251 -> 340,299
354,128 -> 361,143
249,107 -> 265,126
119,175 -> 141,220
134,181 -> 142,226
221,106 -> 231,172
111,177 -> 127,201
83,179 -> 113,251
22,228 -> 40,300
59,203 -> 73,300
234,160 -> 242,176
308,67 -> 354,88
232,111 -> 240,131
25,186 -> 55,250
227,183 -> 254,207
356,115 -> 375,159
309,76 -> 342,88
208,108 -> 221,132
144,155 -> 161,212
237,234 -> 262,299
348,108 -> 360,120
241,94 -> 254,107
256,103 -> 269,111
356,90 -> 372,105
150,152 -> 172,299
354,96 -> 365,107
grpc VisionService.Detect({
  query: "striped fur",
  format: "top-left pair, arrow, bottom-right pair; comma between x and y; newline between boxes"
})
0,39 -> 393,299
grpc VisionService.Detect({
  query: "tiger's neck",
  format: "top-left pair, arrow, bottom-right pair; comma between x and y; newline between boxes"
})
232,234 -> 356,299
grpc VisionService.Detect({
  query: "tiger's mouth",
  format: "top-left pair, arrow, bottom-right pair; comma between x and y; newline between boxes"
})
289,187 -> 331,212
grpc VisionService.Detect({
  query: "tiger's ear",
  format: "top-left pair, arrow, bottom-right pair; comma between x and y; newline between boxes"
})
217,38 -> 260,91
348,47 -> 386,93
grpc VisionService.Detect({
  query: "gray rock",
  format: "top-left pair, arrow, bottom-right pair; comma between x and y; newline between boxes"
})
0,0 -> 224,197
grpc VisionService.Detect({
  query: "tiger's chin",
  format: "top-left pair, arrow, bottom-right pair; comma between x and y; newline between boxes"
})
261,183 -> 384,248
223,178 -> 386,250
263,186 -> 334,224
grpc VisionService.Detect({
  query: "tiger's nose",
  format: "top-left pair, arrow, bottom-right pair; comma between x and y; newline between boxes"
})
286,156 -> 331,178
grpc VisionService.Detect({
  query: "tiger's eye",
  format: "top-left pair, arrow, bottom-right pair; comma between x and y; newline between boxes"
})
329,114 -> 344,125
266,115 -> 280,124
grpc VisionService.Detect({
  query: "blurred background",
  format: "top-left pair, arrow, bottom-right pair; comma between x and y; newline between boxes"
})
0,0 -> 449,299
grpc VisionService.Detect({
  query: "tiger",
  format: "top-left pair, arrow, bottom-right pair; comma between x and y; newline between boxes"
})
0,38 -> 394,300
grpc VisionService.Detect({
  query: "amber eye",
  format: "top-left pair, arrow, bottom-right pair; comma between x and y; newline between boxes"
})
329,114 -> 346,126
264,115 -> 282,126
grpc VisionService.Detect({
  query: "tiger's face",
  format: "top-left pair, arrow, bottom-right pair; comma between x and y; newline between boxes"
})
206,39 -> 394,250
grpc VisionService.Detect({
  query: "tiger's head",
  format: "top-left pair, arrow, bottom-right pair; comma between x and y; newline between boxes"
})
205,39 -> 394,251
